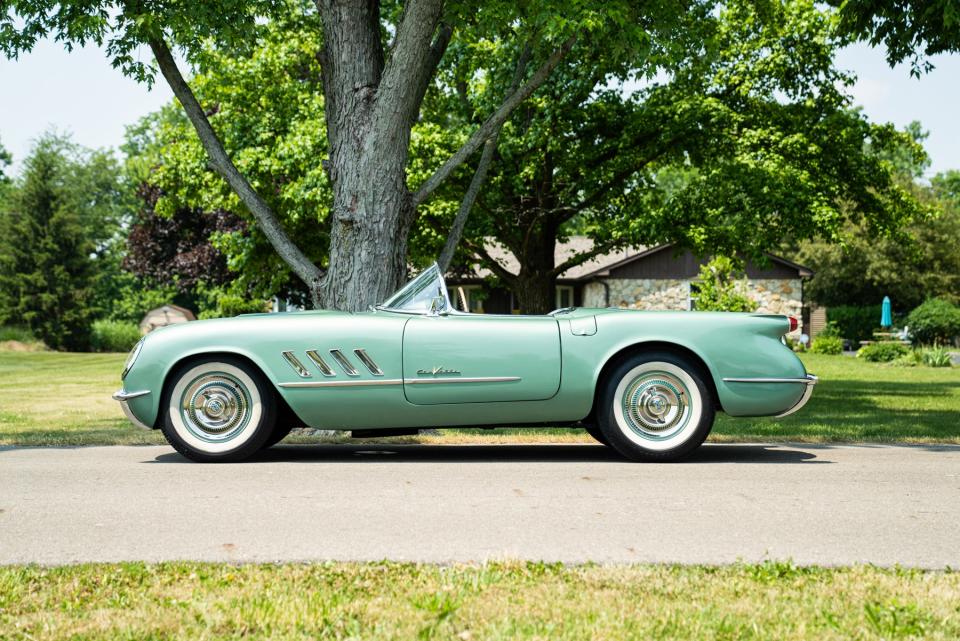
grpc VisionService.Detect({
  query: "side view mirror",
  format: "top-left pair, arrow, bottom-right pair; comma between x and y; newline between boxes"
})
429,295 -> 447,315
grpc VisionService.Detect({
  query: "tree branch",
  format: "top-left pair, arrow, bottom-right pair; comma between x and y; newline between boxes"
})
437,42 -> 532,272
413,34 -> 577,206
462,237 -> 517,284
550,240 -> 619,277
371,0 -> 446,131
148,37 -> 324,291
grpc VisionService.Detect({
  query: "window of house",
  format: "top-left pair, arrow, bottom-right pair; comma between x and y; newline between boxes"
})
556,285 -> 574,309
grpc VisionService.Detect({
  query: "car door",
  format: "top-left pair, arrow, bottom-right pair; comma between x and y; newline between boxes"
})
402,314 -> 562,405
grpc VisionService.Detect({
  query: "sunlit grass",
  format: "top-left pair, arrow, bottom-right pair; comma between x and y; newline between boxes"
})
1,561 -> 958,640
1,351 -> 957,446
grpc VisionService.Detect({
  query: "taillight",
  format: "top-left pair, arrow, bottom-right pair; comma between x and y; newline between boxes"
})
787,316 -> 799,333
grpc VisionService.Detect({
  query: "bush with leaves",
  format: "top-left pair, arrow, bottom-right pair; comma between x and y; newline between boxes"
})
810,335 -> 843,355
692,257 -> 757,313
906,298 -> 960,346
90,320 -> 142,353
858,342 -> 910,362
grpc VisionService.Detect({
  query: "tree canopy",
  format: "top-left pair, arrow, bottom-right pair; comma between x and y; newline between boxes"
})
422,0 -> 924,311
834,0 -> 960,72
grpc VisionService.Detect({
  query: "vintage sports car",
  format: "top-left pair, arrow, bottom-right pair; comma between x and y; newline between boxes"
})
114,263 -> 817,462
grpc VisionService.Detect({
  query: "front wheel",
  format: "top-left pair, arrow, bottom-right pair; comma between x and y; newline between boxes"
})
160,357 -> 276,462
597,351 -> 715,462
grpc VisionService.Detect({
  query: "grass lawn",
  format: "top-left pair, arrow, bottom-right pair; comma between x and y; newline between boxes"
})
1,350 -> 957,446
2,561 -> 958,640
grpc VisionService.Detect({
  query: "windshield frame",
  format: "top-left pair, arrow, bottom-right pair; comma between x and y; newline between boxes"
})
376,262 -> 453,315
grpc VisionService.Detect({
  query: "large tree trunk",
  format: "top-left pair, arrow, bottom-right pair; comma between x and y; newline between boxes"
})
316,0 -> 443,311
322,157 -> 413,310
511,224 -> 559,314
513,270 -> 557,314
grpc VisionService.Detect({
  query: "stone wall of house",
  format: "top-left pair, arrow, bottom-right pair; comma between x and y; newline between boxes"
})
582,277 -> 804,331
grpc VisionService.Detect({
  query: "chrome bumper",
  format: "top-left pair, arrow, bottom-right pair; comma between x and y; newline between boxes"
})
112,389 -> 152,430
721,374 -> 818,418
774,374 -> 818,418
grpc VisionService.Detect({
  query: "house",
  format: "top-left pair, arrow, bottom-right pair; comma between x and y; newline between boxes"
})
446,238 -> 813,333
139,304 -> 196,335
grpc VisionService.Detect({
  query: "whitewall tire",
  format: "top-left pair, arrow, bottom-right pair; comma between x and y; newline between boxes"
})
161,357 -> 276,462
598,351 -> 715,461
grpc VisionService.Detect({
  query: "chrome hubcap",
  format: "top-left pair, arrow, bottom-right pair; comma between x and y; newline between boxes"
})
180,373 -> 250,442
622,372 -> 690,438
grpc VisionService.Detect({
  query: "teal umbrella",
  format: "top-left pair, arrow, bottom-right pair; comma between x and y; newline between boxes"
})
881,296 -> 893,328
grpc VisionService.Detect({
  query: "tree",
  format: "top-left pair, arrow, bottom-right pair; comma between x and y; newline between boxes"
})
798,169 -> 960,309
429,0 -> 922,312
3,0 -> 677,311
834,0 -> 960,72
0,135 -> 97,349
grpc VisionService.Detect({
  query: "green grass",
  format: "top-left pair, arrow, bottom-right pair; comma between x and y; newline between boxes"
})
0,350 -> 957,446
1,561 -> 958,640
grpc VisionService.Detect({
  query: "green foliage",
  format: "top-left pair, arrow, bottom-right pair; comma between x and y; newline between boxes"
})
809,335 -> 843,355
836,0 -> 960,73
0,136 -> 11,186
0,134 -> 103,350
197,291 -> 269,319
0,325 -> 36,342
920,346 -> 953,367
691,256 -> 757,312
428,0 -> 923,312
906,298 -> 960,346
90,320 -> 141,353
857,341 -> 909,362
826,305 -> 882,343
798,165 -> 960,310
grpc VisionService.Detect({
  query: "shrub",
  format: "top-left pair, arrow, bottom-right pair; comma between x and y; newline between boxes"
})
809,335 -> 843,354
90,320 -> 142,353
827,305 -> 881,343
692,256 -> 758,312
857,342 -> 909,362
0,325 -> 36,342
906,298 -> 960,346
920,346 -> 953,367
198,295 -> 269,320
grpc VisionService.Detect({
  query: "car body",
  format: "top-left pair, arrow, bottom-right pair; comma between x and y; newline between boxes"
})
115,263 -> 816,461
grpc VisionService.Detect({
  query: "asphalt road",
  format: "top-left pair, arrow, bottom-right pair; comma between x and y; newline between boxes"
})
1,443 -> 958,567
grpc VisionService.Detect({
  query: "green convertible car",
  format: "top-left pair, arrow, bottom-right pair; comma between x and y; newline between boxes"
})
114,263 -> 817,462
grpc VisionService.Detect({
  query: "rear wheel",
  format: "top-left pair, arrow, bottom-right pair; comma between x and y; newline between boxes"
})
160,356 -> 276,462
597,351 -> 715,462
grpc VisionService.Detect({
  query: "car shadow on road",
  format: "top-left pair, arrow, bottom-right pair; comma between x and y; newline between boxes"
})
149,442 -> 829,465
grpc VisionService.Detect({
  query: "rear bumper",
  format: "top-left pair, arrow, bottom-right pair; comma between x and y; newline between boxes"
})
112,389 -> 153,430
721,374 -> 818,418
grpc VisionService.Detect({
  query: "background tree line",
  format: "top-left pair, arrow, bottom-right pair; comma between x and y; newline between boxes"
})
2,0 -> 960,350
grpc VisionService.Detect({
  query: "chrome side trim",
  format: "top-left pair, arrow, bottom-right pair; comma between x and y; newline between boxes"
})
722,376 -> 818,384
112,389 -> 151,401
277,376 -> 523,389
281,351 -> 311,378
353,349 -> 384,376
329,349 -> 359,376
278,379 -> 403,388
405,376 -> 521,385
774,375 -> 818,417
305,350 -> 336,377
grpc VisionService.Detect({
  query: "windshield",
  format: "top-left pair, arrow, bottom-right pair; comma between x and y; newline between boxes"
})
379,263 -> 451,314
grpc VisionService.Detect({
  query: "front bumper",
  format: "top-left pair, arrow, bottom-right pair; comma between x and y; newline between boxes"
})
721,374 -> 818,418
112,389 -> 153,430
